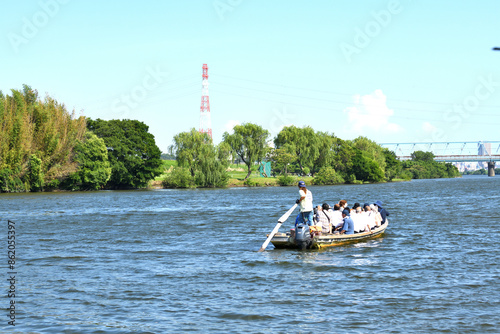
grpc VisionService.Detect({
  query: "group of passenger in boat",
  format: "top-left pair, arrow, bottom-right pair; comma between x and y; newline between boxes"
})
295,180 -> 389,235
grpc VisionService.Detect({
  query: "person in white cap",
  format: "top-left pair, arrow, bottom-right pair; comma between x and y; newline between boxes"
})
296,180 -> 313,226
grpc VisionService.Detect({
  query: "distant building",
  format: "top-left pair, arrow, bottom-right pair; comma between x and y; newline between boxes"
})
478,142 -> 492,169
454,161 -> 479,172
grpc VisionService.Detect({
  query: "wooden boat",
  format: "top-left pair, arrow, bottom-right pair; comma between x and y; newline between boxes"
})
270,221 -> 389,250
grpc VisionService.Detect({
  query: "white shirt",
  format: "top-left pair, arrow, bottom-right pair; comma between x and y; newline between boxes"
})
352,212 -> 368,232
299,189 -> 313,212
351,213 -> 361,232
365,211 -> 376,229
331,210 -> 344,228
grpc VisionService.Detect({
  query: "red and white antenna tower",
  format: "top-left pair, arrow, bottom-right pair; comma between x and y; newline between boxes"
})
199,63 -> 212,139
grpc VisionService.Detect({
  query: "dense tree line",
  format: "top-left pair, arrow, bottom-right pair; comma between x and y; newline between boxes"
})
167,123 -> 461,188
462,167 -> 500,175
0,86 -> 163,192
0,86 -> 460,192
0,85 -> 86,192
400,151 -> 461,179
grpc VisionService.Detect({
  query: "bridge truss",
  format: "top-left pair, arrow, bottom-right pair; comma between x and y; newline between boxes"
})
379,141 -> 500,160
379,141 -> 500,175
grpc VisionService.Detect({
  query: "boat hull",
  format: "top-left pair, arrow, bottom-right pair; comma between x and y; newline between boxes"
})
270,221 -> 389,250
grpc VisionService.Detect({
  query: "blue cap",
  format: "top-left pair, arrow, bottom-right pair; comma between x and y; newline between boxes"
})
342,209 -> 350,216
298,181 -> 306,187
374,200 -> 384,207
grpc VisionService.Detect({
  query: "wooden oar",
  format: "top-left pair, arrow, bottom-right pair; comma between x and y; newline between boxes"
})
258,203 -> 298,252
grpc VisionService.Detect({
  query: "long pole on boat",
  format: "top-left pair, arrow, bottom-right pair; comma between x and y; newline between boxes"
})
258,203 -> 298,252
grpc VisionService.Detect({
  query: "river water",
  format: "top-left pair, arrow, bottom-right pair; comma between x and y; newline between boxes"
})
0,176 -> 499,333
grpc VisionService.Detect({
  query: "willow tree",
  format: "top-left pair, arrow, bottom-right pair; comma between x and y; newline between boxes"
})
171,128 -> 213,178
223,123 -> 270,180
331,138 -> 354,176
169,128 -> 230,187
274,125 -> 319,176
311,131 -> 336,176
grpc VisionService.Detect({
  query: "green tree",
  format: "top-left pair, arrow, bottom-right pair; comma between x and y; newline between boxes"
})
217,141 -> 231,164
267,144 -> 296,175
63,132 -> 112,190
402,160 -> 431,179
162,167 -> 194,188
170,129 -> 229,188
311,132 -> 336,176
274,125 -> 319,176
0,168 -> 25,193
31,94 -> 86,180
0,89 -> 35,171
312,166 -> 344,185
194,141 -> 230,187
411,151 -> 435,162
277,174 -> 296,186
171,128 -> 212,177
87,119 -> 162,189
0,85 -> 86,191
382,148 -> 401,181
170,128 -> 212,177
401,151 -> 460,179
350,136 -> 386,174
349,149 -> 385,182
445,163 -> 461,178
223,123 -> 270,180
331,138 -> 355,179
26,154 -> 44,191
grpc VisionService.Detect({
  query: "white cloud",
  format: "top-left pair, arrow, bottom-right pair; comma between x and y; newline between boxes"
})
342,89 -> 403,136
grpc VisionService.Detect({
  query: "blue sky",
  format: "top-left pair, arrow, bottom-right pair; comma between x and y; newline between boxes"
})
1,0 -> 500,152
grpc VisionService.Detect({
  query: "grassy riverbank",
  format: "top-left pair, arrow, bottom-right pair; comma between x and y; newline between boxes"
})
150,160 -> 397,189
151,160 -> 312,188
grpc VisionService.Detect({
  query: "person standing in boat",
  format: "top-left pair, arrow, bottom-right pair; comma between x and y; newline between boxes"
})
374,200 -> 389,225
296,180 -> 313,226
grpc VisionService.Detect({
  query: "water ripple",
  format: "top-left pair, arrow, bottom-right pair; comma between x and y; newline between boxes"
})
0,176 -> 499,333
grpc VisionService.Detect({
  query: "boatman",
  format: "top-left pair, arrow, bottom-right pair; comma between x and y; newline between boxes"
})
296,180 -> 313,226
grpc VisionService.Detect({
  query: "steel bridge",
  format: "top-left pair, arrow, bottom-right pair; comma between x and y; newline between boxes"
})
379,141 -> 500,176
